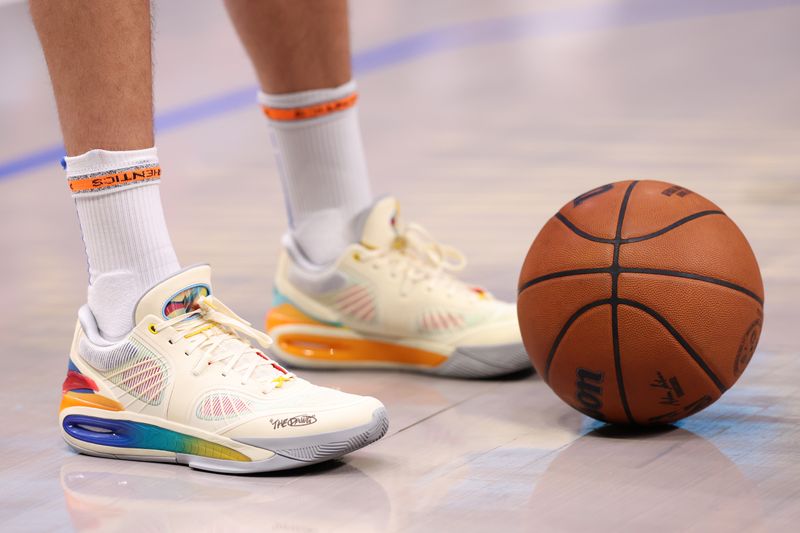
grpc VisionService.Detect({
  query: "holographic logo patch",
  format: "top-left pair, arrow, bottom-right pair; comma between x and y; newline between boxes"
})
162,284 -> 211,319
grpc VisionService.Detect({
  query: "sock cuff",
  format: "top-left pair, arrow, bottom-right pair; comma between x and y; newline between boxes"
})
64,147 -> 160,197
259,80 -> 358,123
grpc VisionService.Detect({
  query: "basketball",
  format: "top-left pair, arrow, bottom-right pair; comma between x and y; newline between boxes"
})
517,180 -> 764,424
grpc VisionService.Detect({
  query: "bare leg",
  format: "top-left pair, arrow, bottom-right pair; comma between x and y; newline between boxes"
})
30,0 -> 178,340
30,0 -> 153,155
30,2 -> 390,472
224,0 -> 371,266
224,0 -> 351,93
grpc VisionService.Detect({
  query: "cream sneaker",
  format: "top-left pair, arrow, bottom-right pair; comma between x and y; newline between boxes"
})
267,197 -> 529,378
60,265 -> 388,474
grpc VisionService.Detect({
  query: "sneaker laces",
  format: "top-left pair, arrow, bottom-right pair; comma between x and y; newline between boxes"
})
359,222 -> 469,296
152,295 -> 294,393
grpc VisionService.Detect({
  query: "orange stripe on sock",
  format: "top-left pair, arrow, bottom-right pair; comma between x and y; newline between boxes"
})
68,165 -> 161,193
262,93 -> 358,122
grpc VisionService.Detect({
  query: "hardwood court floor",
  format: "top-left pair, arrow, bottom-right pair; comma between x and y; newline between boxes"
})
1,0 -> 799,531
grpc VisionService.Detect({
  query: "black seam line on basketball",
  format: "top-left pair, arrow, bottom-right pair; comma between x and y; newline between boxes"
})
611,301 -> 635,424
611,181 -> 638,425
543,299 -> 611,382
614,181 -> 638,240
517,268 -> 610,294
616,299 -> 728,394
554,213 -> 615,244
612,181 -> 639,298
619,268 -> 764,305
620,210 -> 726,243
557,208 -> 725,246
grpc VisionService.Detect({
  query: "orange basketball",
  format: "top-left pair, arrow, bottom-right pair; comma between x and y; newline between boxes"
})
517,180 -> 764,424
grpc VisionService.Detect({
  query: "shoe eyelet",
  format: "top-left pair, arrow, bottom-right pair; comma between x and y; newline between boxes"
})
148,324 -> 158,334
352,252 -> 361,261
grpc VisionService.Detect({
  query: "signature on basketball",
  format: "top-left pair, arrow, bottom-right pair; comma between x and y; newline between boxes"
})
270,414 -> 318,430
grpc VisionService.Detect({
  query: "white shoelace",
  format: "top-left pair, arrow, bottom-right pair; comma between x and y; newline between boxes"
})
359,223 -> 469,297
152,296 -> 294,393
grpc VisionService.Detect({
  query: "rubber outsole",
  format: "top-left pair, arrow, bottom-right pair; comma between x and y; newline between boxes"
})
236,407 -> 390,463
63,407 -> 389,475
433,343 -> 532,378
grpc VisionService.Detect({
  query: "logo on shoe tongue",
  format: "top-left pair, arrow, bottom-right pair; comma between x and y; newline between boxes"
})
163,284 -> 211,319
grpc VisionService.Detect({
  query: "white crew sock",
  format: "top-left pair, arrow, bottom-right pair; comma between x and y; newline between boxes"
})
65,147 -> 180,340
259,80 -> 373,266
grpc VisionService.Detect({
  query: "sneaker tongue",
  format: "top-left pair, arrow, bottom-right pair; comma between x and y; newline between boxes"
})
134,265 -> 212,324
359,196 -> 402,249
134,265 -> 288,384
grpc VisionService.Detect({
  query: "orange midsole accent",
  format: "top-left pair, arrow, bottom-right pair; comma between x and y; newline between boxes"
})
277,333 -> 448,367
60,391 -> 124,412
267,301 -> 447,366
262,93 -> 358,121
68,165 -> 161,193
266,302 -> 327,330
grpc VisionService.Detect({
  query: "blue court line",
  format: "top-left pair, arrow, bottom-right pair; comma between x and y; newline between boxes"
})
1,0 -> 797,181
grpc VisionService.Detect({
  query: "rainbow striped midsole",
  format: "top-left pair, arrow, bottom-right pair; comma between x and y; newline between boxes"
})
61,414 -> 250,462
